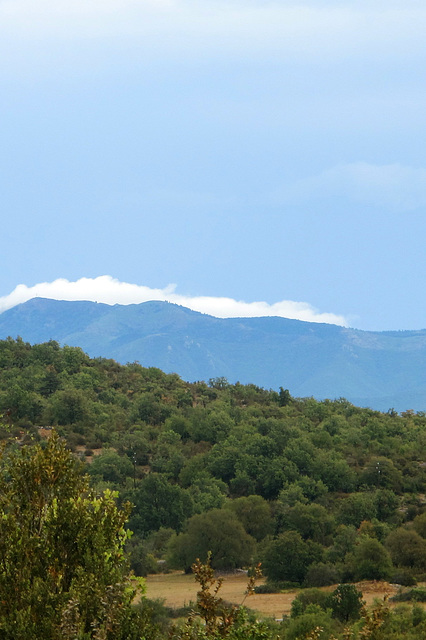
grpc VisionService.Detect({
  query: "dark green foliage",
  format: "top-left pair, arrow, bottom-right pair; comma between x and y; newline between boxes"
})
279,501 -> 335,544
132,393 -> 171,425
349,537 -> 393,581
88,449 -> 134,485
391,571 -> 417,586
360,456 -> 403,491
303,562 -> 342,587
327,583 -> 364,623
374,489 -> 400,522
262,531 -> 323,584
325,524 -> 357,563
413,511 -> 426,538
391,587 -> 426,603
278,387 -> 291,406
224,495 -> 273,541
337,492 -> 378,528
126,474 -> 193,537
126,538 -> 158,577
167,509 -> 255,571
284,607 -> 336,640
386,527 -> 426,570
290,588 -> 330,618
253,584 -> 282,594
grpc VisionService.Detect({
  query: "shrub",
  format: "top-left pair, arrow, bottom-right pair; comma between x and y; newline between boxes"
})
391,588 -> 426,603
304,562 -> 341,587
290,589 -> 330,618
391,570 -> 417,586
253,583 -> 282,594
284,606 -> 336,640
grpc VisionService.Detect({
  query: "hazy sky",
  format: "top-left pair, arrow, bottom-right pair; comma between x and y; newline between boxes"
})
2,0 -> 426,330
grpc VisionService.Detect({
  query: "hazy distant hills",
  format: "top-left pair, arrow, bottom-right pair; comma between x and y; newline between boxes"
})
1,297 -> 426,412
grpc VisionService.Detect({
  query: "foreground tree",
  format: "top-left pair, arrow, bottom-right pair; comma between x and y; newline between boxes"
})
0,433 -> 141,640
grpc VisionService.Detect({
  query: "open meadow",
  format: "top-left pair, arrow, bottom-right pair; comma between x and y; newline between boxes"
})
145,572 -> 404,619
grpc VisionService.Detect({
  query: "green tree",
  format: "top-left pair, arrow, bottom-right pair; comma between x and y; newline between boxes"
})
88,449 -> 134,486
385,527 -> 426,569
127,473 -> 193,537
278,387 -> 291,407
262,531 -> 323,584
225,495 -> 273,541
360,456 -> 403,492
350,537 -> 393,581
48,388 -> 90,425
325,524 -> 357,563
281,501 -> 335,544
413,512 -> 426,538
0,433 -> 141,640
132,393 -> 171,425
39,365 -> 61,397
337,492 -> 377,528
327,583 -> 364,623
188,473 -> 227,513
167,509 -> 255,572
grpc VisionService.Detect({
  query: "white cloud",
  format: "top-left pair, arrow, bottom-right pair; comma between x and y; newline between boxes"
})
275,163 -> 426,212
0,276 -> 348,326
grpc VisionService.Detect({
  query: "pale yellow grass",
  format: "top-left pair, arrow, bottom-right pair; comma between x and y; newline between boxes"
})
145,573 -> 404,619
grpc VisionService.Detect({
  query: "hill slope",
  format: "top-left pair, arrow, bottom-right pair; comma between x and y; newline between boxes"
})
1,297 -> 426,411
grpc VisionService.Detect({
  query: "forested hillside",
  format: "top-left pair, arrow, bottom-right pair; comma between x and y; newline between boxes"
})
1,337 -> 426,639
4,297 -> 426,410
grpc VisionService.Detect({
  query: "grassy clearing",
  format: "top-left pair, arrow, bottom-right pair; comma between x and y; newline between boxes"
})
144,573 -> 405,619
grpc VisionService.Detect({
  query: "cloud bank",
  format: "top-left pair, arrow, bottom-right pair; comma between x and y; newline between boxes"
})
0,277 -> 348,326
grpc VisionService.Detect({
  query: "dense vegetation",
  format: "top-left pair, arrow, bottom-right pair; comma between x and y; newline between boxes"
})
1,337 -> 426,639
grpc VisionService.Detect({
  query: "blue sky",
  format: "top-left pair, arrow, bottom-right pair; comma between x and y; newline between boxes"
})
1,0 -> 426,330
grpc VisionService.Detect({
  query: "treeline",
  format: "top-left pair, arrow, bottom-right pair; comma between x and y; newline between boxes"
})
0,337 -> 425,592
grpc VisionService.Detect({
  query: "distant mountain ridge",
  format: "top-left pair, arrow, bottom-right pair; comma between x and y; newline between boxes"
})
1,297 -> 426,411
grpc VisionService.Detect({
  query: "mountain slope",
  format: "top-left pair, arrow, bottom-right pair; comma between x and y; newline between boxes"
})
1,297 -> 426,411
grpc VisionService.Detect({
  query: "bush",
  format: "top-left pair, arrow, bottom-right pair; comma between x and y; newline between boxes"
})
391,587 -> 426,603
126,538 -> 158,577
290,589 -> 330,617
284,606 -> 336,640
391,570 -> 417,586
253,583 -> 282,594
304,562 -> 341,587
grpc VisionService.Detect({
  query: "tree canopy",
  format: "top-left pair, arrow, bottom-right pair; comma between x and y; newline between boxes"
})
0,433 -> 140,640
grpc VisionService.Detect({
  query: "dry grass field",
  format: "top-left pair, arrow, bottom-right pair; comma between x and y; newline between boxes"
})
145,572 -> 403,619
